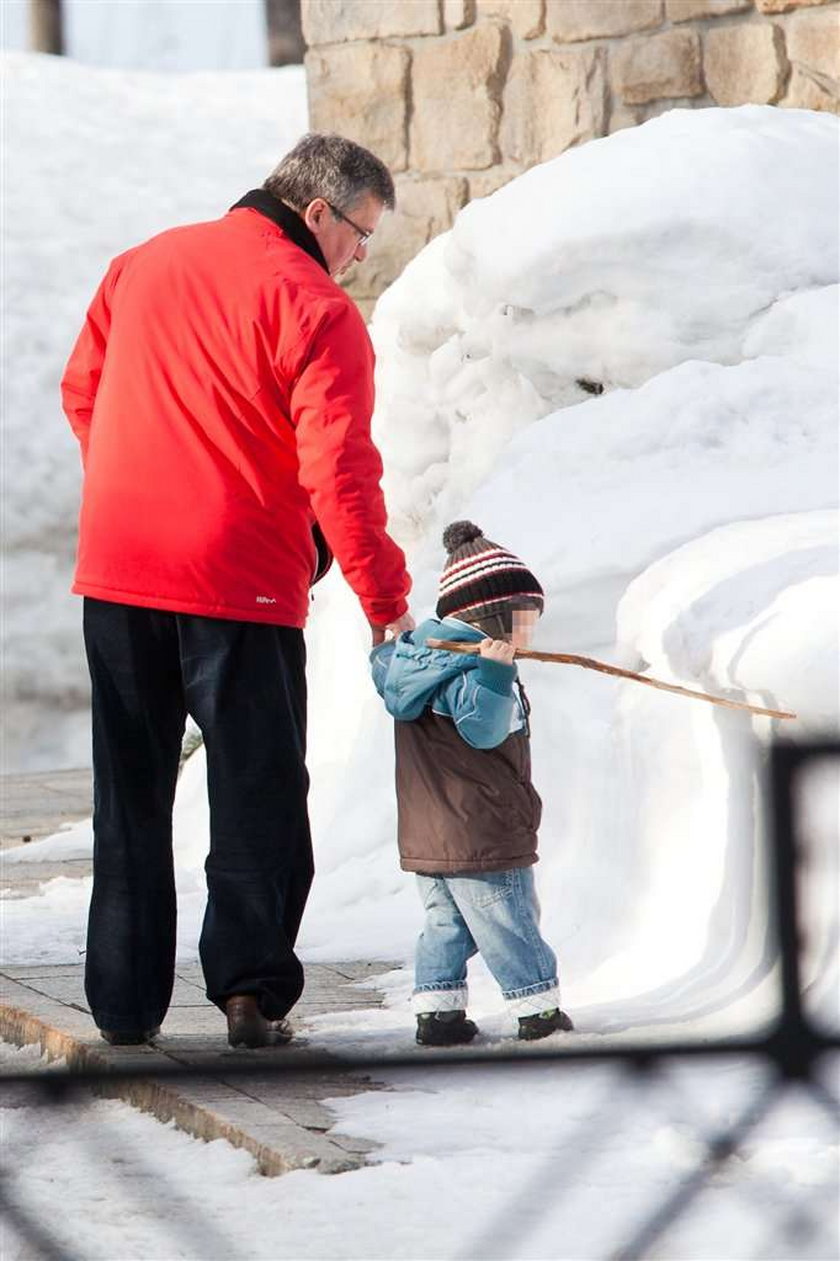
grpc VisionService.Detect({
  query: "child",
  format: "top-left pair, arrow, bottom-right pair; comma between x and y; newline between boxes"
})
371,520 -> 573,1046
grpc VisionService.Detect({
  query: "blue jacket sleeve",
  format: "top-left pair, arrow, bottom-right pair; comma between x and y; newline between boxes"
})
441,656 -> 517,749
369,641 -> 395,699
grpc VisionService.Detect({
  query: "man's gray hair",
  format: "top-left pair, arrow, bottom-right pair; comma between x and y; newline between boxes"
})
263,133 -> 396,213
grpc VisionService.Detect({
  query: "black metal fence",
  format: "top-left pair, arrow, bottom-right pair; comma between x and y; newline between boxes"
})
2,739 -> 838,1260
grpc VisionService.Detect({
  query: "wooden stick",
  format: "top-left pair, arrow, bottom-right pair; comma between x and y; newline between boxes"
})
425,638 -> 797,721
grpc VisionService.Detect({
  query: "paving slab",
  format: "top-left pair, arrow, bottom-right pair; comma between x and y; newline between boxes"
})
1,961 -> 400,1176
0,769 -> 93,847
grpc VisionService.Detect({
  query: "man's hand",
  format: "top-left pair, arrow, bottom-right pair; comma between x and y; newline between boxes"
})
477,637 -> 515,666
370,612 -> 416,646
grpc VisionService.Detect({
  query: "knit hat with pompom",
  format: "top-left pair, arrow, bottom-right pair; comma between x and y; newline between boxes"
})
435,521 -> 544,621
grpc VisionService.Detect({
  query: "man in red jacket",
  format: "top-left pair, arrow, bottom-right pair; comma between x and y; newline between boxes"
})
61,133 -> 413,1049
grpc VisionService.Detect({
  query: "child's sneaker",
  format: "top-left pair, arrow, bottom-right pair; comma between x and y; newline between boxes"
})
517,1008 -> 574,1041
416,1011 -> 479,1046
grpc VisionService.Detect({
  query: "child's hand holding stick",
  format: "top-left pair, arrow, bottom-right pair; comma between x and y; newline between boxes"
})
477,638 -> 516,666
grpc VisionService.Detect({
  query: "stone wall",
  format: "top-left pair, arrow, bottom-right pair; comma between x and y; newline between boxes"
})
303,0 -> 839,312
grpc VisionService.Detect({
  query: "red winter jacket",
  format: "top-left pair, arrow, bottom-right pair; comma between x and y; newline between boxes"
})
61,194 -> 410,629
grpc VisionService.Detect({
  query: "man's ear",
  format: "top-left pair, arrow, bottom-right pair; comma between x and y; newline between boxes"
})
303,199 -> 327,233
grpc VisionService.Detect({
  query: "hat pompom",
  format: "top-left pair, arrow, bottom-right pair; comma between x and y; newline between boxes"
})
442,521 -> 483,554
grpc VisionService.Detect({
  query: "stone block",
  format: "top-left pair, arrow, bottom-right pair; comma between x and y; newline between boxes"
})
781,64 -> 840,106
391,173 -> 469,241
666,0 -> 750,19
637,96 -> 708,119
410,24 -> 506,171
477,0 -> 545,38
468,167 -> 517,198
302,0 -> 441,46
786,8 -> 840,81
344,175 -> 469,298
500,46 -> 607,165
306,43 -> 410,172
330,1133 -> 381,1155
445,0 -> 477,29
547,0 -> 663,43
703,22 -> 788,104
609,101 -> 645,131
755,0 -> 835,13
614,28 -> 703,103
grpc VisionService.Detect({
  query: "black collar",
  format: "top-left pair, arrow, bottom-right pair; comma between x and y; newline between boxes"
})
230,189 -> 329,274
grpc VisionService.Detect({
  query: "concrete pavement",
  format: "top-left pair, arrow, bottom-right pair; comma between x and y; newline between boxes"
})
1,960 -> 396,1175
0,770 -> 401,1176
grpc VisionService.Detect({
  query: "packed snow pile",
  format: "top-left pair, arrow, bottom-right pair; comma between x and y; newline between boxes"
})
1,52 -> 308,771
298,105 -> 839,1029
4,97 -> 838,1038
371,107 -> 838,550
617,509 -> 839,728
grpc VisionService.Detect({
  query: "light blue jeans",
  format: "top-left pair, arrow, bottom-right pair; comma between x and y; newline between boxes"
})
414,867 -> 558,1014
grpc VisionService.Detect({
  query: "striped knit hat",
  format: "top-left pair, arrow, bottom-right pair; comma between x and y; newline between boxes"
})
436,521 -> 544,622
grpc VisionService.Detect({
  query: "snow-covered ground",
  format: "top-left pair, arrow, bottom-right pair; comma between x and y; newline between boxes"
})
3,1041 -> 838,1261
2,51 -> 838,1260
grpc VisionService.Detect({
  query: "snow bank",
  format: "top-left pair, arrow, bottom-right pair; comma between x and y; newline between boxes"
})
371,107 -> 838,546
300,106 -> 839,1029
617,510 -> 839,731
1,52 -> 307,771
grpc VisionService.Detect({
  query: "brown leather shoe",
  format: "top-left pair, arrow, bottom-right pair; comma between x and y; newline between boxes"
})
225,995 -> 293,1049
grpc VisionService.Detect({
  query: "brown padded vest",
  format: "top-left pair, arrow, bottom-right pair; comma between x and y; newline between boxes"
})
394,708 -> 542,875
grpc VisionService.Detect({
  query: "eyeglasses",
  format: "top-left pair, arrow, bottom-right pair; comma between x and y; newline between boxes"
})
326,201 -> 374,247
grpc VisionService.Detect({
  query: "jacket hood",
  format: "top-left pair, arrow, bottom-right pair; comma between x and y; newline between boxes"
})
386,617 -> 484,719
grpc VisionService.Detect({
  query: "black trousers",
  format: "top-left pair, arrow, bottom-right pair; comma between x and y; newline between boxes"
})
82,598 -> 313,1032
